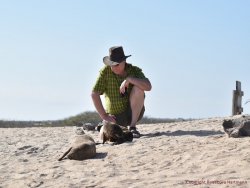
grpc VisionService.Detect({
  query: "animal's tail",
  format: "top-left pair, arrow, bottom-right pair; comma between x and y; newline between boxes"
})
58,147 -> 72,161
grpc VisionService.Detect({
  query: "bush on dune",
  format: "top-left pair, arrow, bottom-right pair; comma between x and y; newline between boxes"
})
0,111 -> 190,128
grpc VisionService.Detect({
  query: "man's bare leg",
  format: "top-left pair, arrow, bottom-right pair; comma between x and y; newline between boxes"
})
129,86 -> 144,128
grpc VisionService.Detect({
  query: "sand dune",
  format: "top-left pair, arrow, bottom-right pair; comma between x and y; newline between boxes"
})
1,116 -> 250,188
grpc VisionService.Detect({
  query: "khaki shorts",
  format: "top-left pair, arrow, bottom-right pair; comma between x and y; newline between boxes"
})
114,105 -> 145,127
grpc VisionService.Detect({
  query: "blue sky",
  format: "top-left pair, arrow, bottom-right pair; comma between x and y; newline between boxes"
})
1,0 -> 250,120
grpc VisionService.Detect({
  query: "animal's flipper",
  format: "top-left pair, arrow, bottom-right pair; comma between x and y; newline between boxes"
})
95,142 -> 103,145
58,147 -> 72,161
103,134 -> 109,144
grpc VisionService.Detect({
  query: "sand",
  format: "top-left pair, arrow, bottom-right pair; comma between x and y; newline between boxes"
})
1,116 -> 250,188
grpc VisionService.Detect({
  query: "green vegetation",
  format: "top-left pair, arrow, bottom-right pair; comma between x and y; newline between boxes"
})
0,111 -> 191,128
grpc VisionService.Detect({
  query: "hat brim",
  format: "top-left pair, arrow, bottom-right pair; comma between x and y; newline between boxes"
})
103,55 -> 131,66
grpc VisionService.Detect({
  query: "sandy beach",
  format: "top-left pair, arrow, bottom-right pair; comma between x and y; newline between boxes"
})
1,116 -> 250,188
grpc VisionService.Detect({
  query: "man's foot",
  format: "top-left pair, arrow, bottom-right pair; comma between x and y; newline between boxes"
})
128,126 -> 141,138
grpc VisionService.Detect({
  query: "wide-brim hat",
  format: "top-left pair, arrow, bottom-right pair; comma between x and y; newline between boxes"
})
103,46 -> 131,66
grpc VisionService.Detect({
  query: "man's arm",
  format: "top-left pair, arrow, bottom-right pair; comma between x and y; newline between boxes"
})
91,91 -> 116,123
127,77 -> 152,91
119,77 -> 152,94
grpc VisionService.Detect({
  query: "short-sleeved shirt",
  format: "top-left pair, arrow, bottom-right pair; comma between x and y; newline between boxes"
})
92,63 -> 147,115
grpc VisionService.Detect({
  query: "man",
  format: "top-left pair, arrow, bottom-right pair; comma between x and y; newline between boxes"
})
91,46 -> 152,138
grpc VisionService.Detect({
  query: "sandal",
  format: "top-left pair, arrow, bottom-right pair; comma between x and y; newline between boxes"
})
129,126 -> 141,138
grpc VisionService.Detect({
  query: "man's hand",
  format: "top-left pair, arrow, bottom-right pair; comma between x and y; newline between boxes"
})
100,113 -> 116,124
120,79 -> 130,95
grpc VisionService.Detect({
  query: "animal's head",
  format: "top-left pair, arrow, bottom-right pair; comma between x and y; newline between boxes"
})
222,120 -> 233,130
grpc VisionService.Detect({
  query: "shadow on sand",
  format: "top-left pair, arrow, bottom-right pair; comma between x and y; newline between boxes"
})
94,152 -> 108,159
141,130 -> 225,138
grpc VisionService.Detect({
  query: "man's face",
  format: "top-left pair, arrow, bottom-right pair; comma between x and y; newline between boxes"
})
110,61 -> 126,75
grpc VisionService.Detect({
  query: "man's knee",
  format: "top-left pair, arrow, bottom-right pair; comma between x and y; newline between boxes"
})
130,86 -> 144,97
130,86 -> 145,109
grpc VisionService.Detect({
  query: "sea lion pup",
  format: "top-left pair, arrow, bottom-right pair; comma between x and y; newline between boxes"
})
99,121 -> 133,144
58,134 -> 96,161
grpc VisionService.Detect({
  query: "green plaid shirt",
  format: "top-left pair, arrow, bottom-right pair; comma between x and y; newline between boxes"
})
92,63 -> 147,115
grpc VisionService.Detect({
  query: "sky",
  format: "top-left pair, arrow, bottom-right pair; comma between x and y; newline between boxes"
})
0,0 -> 250,121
